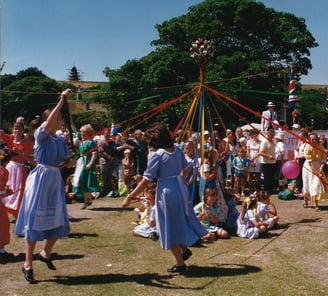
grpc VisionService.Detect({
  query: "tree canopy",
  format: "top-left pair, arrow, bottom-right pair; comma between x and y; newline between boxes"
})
103,0 -> 320,130
1,0 -> 326,132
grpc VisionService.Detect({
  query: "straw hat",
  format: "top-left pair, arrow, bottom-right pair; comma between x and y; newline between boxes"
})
266,101 -> 275,107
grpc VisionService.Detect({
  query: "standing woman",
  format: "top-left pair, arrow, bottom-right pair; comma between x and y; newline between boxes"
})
246,128 -> 262,191
73,124 -> 99,209
122,123 -> 208,274
0,121 -> 35,218
16,89 -> 75,283
302,132 -> 328,211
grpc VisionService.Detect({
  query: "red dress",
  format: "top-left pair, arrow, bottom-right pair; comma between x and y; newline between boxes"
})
0,167 -> 10,248
1,132 -> 34,217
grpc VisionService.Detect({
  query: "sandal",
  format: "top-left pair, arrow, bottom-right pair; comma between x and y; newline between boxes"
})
303,203 -> 308,208
315,207 -> 321,212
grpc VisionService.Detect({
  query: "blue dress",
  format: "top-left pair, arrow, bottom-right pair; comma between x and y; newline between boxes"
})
143,145 -> 208,250
16,126 -> 70,241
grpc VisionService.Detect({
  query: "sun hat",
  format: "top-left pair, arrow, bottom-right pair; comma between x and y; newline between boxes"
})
266,101 -> 275,107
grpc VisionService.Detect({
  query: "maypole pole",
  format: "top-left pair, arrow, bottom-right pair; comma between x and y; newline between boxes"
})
190,38 -> 213,219
190,38 -> 213,154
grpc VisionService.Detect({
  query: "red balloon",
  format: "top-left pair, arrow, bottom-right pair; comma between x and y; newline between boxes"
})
281,160 -> 300,179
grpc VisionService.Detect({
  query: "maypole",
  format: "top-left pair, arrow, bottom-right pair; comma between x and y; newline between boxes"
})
190,38 -> 213,156
190,38 -> 213,219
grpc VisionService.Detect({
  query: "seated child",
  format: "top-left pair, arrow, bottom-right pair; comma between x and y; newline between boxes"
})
132,187 -> 158,241
237,196 -> 269,239
194,188 -> 229,239
134,183 -> 156,223
257,190 -> 279,229
223,188 -> 241,235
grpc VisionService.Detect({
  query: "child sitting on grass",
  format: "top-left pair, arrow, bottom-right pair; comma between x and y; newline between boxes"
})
194,188 -> 229,239
132,187 -> 158,241
257,190 -> 279,229
237,195 -> 269,239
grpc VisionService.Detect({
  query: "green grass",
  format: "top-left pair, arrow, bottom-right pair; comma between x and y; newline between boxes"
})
2,196 -> 328,295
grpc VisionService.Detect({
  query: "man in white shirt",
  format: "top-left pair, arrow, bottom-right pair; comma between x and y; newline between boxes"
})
259,127 -> 276,193
261,101 -> 278,132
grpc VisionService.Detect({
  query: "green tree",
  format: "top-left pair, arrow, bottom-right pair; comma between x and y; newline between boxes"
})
1,74 -> 62,123
104,0 -> 318,129
298,88 -> 327,129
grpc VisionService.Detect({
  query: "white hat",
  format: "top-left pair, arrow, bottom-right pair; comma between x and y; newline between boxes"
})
275,132 -> 285,140
292,123 -> 300,129
204,130 -> 210,135
266,101 -> 275,107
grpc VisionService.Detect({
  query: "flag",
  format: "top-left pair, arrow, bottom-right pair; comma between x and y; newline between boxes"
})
288,66 -> 299,116
288,70 -> 299,103
325,87 -> 328,112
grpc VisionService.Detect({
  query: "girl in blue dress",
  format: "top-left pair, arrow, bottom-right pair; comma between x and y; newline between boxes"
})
122,123 -> 208,274
16,89 -> 75,283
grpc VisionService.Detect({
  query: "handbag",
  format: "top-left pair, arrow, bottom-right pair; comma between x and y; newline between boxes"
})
278,189 -> 295,200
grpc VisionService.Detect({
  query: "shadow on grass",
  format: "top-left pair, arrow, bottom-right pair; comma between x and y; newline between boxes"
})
47,264 -> 260,290
68,232 -> 99,238
297,217 -> 322,223
1,252 -> 84,264
69,217 -> 91,223
90,207 -> 130,212
276,218 -> 322,230
50,253 -> 84,261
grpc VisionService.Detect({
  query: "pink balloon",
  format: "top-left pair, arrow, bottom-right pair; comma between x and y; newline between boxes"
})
281,160 -> 300,179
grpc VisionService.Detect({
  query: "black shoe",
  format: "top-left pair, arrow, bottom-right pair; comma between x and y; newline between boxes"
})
167,264 -> 187,274
22,266 -> 36,283
80,204 -> 87,210
182,249 -> 192,261
150,232 -> 159,241
38,254 -> 56,270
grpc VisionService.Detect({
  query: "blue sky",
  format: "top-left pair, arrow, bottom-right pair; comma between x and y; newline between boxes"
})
1,0 -> 327,84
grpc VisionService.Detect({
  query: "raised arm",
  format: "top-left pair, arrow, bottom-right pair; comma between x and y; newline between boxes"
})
43,89 -> 71,134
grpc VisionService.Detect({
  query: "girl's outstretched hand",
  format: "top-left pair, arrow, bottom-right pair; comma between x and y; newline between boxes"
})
61,88 -> 72,97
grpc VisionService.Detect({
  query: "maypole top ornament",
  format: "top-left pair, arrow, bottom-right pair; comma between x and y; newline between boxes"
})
190,38 -> 213,66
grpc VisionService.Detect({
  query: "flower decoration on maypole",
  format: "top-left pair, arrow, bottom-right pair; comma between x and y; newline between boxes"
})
190,38 -> 213,84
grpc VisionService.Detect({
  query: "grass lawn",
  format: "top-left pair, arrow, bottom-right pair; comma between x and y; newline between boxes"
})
1,195 -> 328,296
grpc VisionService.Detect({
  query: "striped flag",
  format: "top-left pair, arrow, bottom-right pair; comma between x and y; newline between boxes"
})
288,70 -> 299,103
288,66 -> 299,118
326,87 -> 328,112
